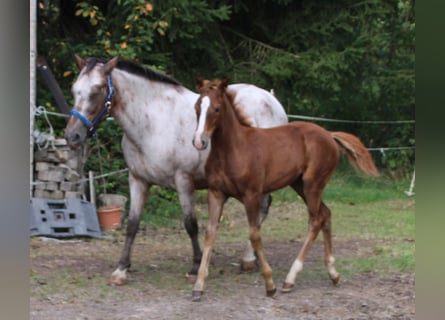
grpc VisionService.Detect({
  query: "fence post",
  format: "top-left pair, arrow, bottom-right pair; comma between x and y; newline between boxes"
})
89,171 -> 96,205
30,0 -> 37,199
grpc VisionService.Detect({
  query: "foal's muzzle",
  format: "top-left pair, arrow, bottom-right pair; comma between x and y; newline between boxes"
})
192,137 -> 208,150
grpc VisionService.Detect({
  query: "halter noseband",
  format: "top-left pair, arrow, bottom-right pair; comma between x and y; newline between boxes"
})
70,74 -> 115,139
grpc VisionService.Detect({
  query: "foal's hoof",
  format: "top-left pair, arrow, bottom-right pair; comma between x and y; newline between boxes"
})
191,290 -> 203,302
185,273 -> 197,284
331,274 -> 340,285
266,288 -> 277,298
280,282 -> 294,293
240,260 -> 259,273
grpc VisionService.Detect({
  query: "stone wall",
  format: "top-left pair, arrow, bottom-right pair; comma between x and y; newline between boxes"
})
33,138 -> 84,199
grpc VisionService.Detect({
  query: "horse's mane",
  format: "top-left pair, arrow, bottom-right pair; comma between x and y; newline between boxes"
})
84,57 -> 181,86
204,79 -> 255,127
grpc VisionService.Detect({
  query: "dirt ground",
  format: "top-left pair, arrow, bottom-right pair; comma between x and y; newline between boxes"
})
30,200 -> 415,320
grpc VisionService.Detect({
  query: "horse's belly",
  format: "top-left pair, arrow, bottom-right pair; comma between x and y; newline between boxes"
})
122,139 -> 207,190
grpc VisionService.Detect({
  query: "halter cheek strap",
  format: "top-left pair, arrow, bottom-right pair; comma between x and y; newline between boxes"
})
70,74 -> 115,139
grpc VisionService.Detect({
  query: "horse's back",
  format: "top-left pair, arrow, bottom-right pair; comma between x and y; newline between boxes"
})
228,84 -> 288,127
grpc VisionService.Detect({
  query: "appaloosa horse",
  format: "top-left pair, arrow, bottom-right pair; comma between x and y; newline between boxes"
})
191,78 -> 379,301
64,56 -> 288,285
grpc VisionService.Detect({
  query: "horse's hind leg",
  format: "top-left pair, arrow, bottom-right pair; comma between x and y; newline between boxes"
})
320,201 -> 340,284
240,193 -> 272,272
175,172 -> 202,282
110,174 -> 150,285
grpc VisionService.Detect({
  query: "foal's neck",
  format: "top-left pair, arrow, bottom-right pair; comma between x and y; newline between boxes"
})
212,92 -> 247,151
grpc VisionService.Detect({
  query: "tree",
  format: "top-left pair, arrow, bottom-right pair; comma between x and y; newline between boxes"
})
35,0 -> 414,182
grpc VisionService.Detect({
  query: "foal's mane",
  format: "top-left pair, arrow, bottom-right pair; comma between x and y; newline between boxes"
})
204,79 -> 254,127
84,57 -> 181,86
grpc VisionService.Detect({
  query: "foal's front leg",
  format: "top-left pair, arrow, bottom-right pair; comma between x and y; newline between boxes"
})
192,189 -> 227,301
240,193 -> 272,272
244,193 -> 277,297
110,174 -> 150,285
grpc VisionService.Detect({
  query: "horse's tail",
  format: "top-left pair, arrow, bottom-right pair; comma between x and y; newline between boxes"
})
331,132 -> 379,177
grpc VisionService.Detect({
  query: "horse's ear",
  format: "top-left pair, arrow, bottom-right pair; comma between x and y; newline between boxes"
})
196,74 -> 204,91
74,54 -> 86,70
104,56 -> 119,74
219,77 -> 229,90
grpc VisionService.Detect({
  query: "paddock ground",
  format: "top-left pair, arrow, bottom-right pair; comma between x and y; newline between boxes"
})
30,198 -> 415,320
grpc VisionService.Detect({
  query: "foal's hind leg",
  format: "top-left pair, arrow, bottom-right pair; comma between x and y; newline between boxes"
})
111,174 -> 150,285
320,201 -> 340,284
240,193 -> 272,272
281,181 -> 325,292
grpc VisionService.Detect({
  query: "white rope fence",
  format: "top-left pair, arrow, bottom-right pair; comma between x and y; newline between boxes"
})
287,114 -> 415,124
33,106 -> 415,195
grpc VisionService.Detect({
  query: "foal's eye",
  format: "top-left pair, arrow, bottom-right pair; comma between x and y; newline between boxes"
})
214,107 -> 220,113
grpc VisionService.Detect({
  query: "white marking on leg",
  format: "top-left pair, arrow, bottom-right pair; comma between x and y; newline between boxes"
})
327,255 -> 339,280
285,259 -> 303,285
242,240 -> 256,263
193,96 -> 210,149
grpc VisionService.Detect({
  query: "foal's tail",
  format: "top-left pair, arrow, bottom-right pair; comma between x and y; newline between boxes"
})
331,132 -> 379,177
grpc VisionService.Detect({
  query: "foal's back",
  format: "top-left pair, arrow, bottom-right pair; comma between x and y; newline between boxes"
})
255,122 -> 339,189
211,121 -> 340,195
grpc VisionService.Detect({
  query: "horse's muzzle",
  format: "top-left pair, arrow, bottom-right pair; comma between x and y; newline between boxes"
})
64,129 -> 85,149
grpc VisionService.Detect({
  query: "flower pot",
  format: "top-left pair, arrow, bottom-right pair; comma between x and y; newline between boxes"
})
98,194 -> 127,208
97,205 -> 122,231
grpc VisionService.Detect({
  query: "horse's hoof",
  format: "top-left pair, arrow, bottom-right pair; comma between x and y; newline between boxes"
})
240,260 -> 259,273
185,273 -> 197,284
109,276 -> 127,286
280,282 -> 294,293
266,288 -> 277,298
331,274 -> 340,285
191,290 -> 203,302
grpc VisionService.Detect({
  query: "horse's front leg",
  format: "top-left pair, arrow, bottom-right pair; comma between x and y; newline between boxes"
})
240,193 -> 272,272
110,173 -> 150,285
192,189 -> 227,301
174,172 -> 202,282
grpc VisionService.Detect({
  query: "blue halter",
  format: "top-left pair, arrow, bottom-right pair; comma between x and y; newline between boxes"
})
70,74 -> 115,139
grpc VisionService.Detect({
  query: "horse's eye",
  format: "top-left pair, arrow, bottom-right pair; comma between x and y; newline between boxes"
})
214,107 -> 220,113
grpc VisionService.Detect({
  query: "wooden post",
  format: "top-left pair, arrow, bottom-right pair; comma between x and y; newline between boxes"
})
36,57 -> 71,118
89,171 -> 96,205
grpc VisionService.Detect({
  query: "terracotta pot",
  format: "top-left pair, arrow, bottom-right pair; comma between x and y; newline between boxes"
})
97,205 -> 122,231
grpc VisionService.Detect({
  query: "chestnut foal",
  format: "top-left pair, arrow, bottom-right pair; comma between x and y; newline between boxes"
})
191,78 -> 379,301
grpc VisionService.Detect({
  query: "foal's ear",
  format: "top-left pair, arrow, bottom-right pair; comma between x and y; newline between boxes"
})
74,54 -> 86,70
219,77 -> 229,90
104,56 -> 119,74
196,74 -> 204,91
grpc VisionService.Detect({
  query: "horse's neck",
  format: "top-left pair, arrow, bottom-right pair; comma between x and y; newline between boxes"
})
110,69 -> 192,136
113,69 -> 168,110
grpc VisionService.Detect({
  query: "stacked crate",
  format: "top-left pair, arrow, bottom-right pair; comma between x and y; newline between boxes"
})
33,138 -> 84,199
